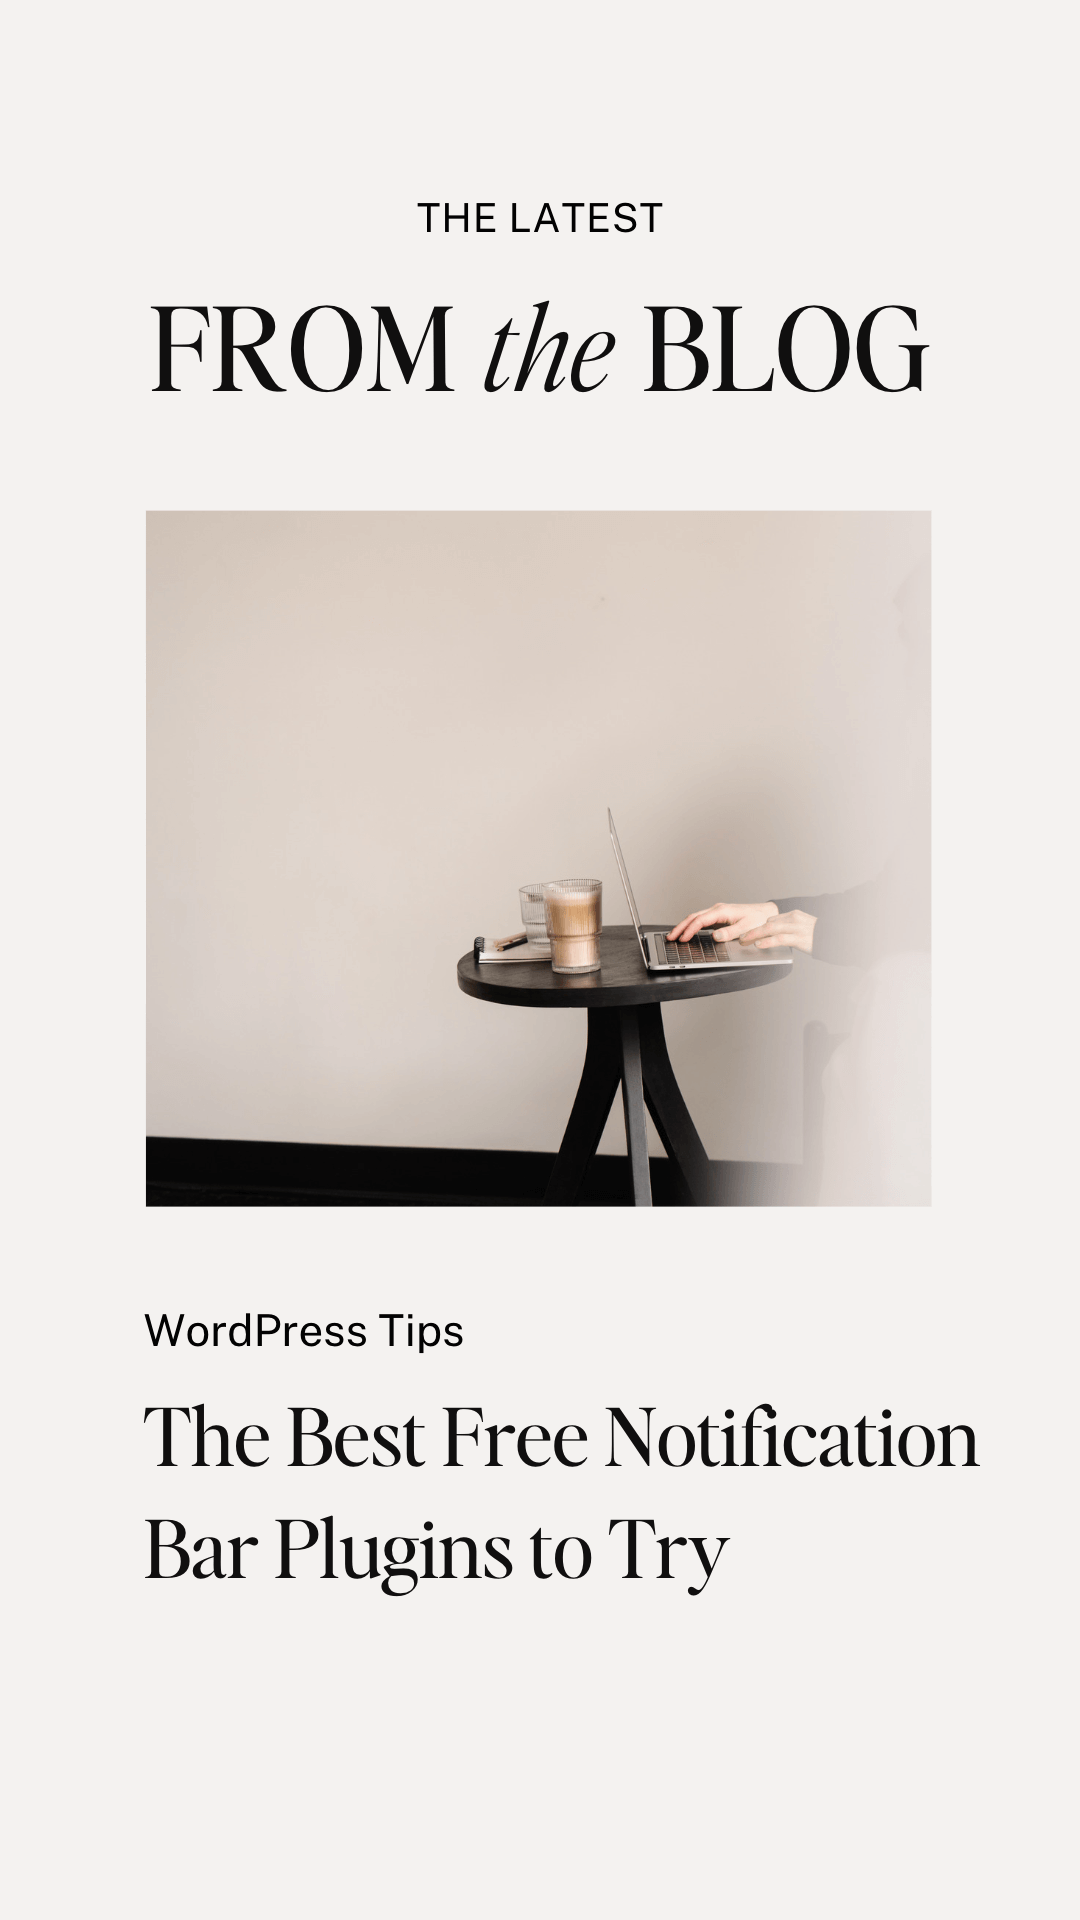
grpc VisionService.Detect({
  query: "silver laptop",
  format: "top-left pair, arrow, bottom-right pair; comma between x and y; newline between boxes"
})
608,810 -> 794,973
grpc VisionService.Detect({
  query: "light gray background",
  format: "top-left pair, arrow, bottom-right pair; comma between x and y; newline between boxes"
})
147,510 -> 928,1167
12,2 -> 1074,1916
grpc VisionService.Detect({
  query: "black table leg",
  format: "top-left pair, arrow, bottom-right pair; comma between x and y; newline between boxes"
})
638,1002 -> 715,1206
543,1009 -> 623,1205
544,1001 -> 713,1207
618,1008 -> 653,1207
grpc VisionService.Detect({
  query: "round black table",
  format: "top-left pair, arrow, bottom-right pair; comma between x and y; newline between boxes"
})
457,924 -> 789,1207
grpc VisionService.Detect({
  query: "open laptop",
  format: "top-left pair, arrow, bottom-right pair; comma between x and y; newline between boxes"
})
608,810 -> 794,973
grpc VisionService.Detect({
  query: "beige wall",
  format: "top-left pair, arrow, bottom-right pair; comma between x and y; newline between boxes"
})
147,511 -> 928,1167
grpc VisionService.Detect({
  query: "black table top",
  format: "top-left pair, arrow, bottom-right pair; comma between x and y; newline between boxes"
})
456,924 -> 791,1010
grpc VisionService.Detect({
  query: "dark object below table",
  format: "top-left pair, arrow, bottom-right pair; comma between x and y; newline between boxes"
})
457,924 -> 790,1207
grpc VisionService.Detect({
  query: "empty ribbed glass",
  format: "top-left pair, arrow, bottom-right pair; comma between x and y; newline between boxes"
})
518,883 -> 551,953
542,879 -> 602,973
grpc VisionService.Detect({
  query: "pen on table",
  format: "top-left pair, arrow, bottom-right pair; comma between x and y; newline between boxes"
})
492,932 -> 528,951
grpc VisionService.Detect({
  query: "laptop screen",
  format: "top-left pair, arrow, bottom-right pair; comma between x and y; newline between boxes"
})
608,810 -> 647,958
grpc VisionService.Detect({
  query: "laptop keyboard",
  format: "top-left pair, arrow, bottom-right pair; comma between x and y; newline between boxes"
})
662,936 -> 726,965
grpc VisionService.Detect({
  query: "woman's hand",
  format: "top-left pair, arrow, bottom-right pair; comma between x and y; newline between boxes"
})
737,909 -> 816,953
667,902 -> 816,953
668,901 -> 779,944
